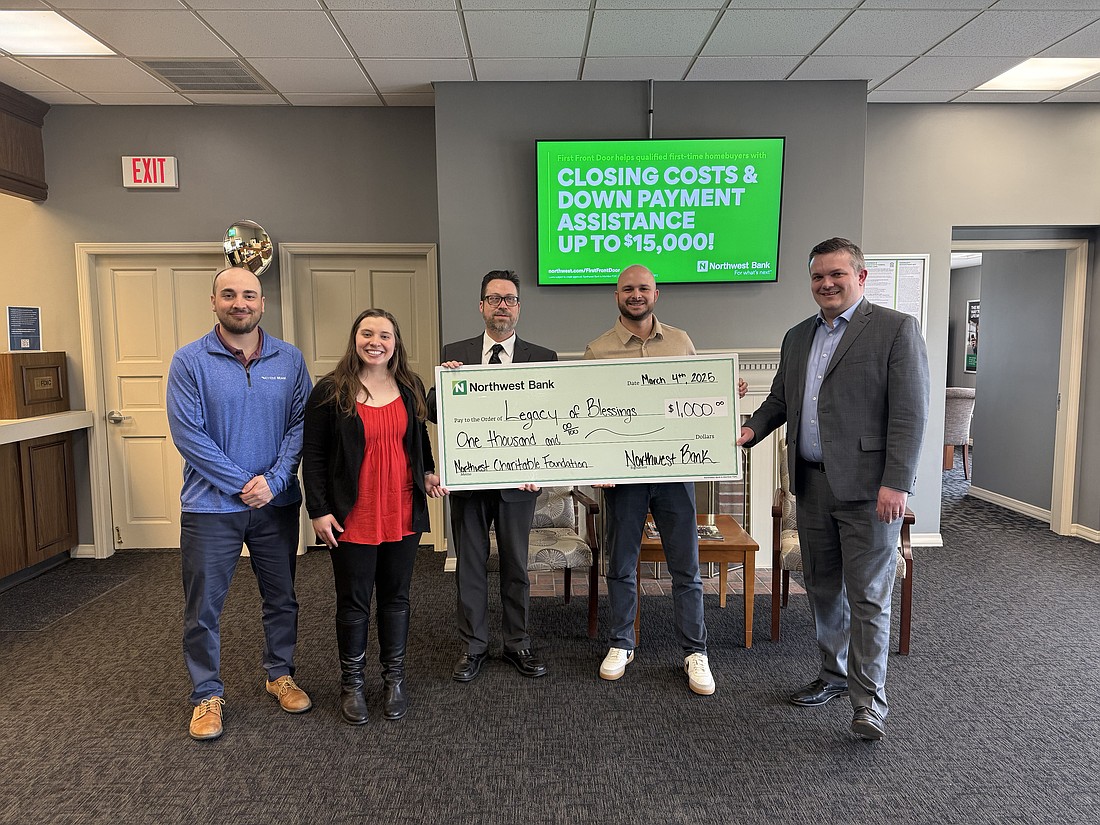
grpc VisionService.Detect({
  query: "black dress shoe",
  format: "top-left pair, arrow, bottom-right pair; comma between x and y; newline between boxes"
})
501,648 -> 548,678
851,706 -> 886,740
452,652 -> 487,682
789,678 -> 849,707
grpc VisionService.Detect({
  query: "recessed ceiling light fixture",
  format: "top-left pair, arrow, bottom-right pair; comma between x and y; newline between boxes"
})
977,58 -> 1100,91
0,10 -> 115,56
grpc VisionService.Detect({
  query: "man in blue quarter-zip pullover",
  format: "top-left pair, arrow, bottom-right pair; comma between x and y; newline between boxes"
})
167,266 -> 314,741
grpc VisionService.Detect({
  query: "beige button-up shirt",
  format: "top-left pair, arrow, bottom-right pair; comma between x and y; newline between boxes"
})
583,315 -> 696,360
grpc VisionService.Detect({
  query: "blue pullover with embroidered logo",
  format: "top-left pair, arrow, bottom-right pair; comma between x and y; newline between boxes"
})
167,327 -> 312,513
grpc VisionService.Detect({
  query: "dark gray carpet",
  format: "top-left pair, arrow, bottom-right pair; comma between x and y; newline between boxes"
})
0,450 -> 1096,825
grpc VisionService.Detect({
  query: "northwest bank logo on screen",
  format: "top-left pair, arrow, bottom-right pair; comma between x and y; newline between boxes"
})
697,260 -> 774,275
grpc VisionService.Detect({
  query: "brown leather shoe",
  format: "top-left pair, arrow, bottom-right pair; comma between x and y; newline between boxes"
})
265,675 -> 312,713
189,696 -> 225,740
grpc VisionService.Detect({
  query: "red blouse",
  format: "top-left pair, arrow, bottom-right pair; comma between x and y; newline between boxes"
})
339,396 -> 414,545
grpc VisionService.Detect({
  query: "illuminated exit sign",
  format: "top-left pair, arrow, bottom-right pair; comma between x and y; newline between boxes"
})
122,156 -> 178,188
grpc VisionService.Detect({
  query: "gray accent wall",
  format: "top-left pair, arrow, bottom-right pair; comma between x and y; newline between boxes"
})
967,250 -> 1064,510
865,105 -> 1100,533
434,80 -> 867,352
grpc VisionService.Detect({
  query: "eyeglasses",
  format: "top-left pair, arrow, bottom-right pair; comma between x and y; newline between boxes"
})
482,294 -> 520,307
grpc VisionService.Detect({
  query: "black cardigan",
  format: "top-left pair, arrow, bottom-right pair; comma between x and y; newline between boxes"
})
302,375 -> 435,534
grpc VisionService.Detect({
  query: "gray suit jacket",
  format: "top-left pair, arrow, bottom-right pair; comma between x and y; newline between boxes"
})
744,297 -> 929,501
427,334 -> 557,502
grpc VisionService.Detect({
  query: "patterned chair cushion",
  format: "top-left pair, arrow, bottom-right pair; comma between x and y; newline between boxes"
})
487,487 -> 591,572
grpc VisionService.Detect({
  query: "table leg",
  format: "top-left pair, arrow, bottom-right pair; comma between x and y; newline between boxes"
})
718,563 -> 727,608
743,552 -> 755,649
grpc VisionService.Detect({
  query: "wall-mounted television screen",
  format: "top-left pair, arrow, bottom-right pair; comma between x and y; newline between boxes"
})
536,137 -> 785,285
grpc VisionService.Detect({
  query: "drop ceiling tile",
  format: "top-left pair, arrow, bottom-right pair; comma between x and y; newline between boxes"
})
790,55 -> 915,86
861,0 -> 988,8
84,91 -> 192,103
989,0 -> 1100,9
1039,18 -> 1100,56
816,11 -> 978,56
327,1 -> 454,8
724,0 -> 856,7
1045,89 -> 1100,101
359,57 -> 470,92
379,91 -> 435,105
474,57 -> 579,80
582,56 -> 691,80
704,9 -> 849,56
465,10 -> 588,57
54,0 -> 184,8
200,10 -> 350,58
0,56 -> 69,91
464,0 -> 585,7
867,89 -> 964,102
953,89 -> 1056,101
875,55 -> 1021,90
186,92 -> 286,103
20,57 -> 171,91
597,0 -> 724,8
687,55 -> 802,80
189,0 -> 323,8
929,10 -> 1100,55
589,9 -> 716,57
333,11 -> 466,58
64,10 -> 235,58
27,89 -> 95,102
250,58 -> 372,93
283,92 -> 383,105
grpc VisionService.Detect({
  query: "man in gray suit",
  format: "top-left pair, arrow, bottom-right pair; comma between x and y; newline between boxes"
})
429,270 -> 557,683
737,237 -> 929,740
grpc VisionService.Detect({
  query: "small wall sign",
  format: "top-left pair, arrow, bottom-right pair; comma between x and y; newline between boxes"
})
123,156 -> 178,189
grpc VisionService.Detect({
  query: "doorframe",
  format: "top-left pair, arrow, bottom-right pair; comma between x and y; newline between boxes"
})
278,243 -> 443,551
75,242 -> 223,559
949,238 -> 1087,536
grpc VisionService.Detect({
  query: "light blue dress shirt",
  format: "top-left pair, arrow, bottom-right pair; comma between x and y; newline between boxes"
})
798,301 -> 860,463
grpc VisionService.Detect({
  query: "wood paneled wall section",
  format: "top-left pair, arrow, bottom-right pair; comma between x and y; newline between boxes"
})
0,80 -> 49,202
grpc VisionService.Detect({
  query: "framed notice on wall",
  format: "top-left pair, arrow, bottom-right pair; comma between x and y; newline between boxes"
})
865,254 -> 928,333
965,299 -> 979,373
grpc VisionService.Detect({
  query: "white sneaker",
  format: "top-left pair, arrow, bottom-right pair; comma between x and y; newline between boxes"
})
685,652 -> 715,695
599,647 -> 635,681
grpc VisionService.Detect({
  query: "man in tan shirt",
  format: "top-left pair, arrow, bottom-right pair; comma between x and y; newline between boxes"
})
584,264 -> 715,695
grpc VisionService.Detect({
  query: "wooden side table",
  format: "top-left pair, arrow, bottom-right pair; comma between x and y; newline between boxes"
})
635,514 -> 758,648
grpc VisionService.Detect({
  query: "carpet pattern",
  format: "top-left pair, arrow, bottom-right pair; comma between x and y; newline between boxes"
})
0,450 -> 1097,825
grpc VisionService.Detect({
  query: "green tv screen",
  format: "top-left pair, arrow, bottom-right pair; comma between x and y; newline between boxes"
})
536,137 -> 785,285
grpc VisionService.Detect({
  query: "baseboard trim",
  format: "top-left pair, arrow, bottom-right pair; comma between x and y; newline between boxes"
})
1070,524 -> 1100,544
912,532 -> 943,548
70,543 -> 102,559
967,486 -> 1052,523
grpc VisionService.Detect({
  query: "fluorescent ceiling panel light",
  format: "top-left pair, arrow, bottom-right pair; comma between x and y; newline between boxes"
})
977,58 -> 1100,91
0,11 -> 114,56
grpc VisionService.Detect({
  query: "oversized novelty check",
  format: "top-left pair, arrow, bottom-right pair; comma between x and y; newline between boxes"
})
435,354 -> 741,490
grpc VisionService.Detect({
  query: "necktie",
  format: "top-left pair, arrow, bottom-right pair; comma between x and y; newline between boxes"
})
488,344 -> 504,364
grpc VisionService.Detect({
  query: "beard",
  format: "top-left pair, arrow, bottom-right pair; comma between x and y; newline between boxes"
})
486,314 -> 516,335
618,301 -> 652,322
219,309 -> 262,335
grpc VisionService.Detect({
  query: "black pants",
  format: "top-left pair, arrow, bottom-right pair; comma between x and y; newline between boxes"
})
328,533 -> 420,623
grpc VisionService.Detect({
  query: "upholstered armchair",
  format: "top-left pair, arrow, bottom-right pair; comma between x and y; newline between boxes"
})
487,486 -> 600,638
944,387 -> 976,479
770,437 -> 914,655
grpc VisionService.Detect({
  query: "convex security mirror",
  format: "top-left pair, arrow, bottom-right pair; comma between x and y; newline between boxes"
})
223,220 -> 273,276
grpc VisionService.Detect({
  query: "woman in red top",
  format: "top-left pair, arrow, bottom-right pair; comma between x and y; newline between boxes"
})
303,309 -> 446,724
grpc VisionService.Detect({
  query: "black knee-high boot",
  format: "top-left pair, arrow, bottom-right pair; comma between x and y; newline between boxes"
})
335,618 -> 369,725
378,609 -> 409,721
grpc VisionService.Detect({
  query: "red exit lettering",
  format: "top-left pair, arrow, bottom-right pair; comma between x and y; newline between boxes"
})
131,157 -> 167,184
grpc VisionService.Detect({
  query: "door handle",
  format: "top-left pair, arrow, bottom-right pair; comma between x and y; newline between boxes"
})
106,410 -> 133,425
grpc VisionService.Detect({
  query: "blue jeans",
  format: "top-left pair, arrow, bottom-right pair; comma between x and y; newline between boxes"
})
181,504 -> 301,704
604,482 -> 707,654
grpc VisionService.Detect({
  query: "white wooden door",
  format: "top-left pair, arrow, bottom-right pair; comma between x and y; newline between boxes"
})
288,249 -> 442,550
96,253 -> 223,548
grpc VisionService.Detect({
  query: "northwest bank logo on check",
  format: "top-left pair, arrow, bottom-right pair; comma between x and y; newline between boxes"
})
451,378 -> 555,395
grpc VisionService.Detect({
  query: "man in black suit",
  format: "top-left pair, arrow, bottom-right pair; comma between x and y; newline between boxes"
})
432,270 -> 557,682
